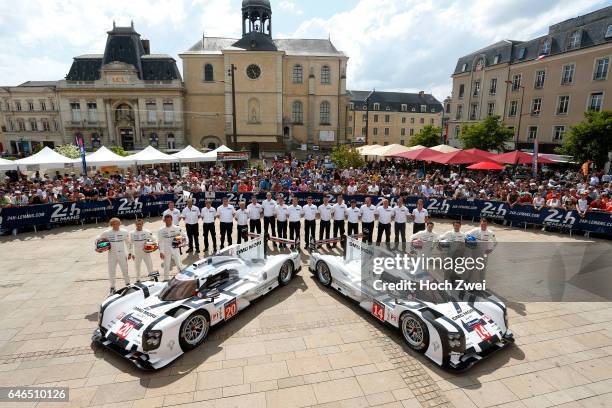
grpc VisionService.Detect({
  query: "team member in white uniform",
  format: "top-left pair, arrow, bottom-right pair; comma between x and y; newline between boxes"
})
411,221 -> 439,248
466,217 -> 497,252
439,221 -> 465,242
411,199 -> 429,234
201,200 -> 217,254
376,199 -> 394,246
181,198 -> 201,253
347,199 -> 361,236
162,201 -> 181,226
302,196 -> 318,248
128,218 -> 153,282
393,197 -> 410,249
158,214 -> 184,280
217,197 -> 235,249
360,197 -> 377,244
318,195 -> 333,242
98,217 -> 130,295
247,196 -> 263,234
332,196 -> 348,244
287,196 -> 302,244
275,197 -> 289,247
262,192 -> 277,242
235,201 -> 250,244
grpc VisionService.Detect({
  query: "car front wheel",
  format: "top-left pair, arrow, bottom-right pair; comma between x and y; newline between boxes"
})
179,311 -> 210,352
400,312 -> 429,352
278,260 -> 294,286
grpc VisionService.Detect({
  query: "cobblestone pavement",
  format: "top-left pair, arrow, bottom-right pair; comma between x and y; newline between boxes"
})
0,218 -> 610,408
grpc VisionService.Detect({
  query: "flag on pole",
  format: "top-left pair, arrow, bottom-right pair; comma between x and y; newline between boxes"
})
75,133 -> 87,175
536,54 -> 546,61
532,138 -> 538,177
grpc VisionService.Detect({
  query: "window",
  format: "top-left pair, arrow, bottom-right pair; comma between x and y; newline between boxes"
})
534,70 -> 546,88
401,128 -> 406,136
493,54 -> 500,64
87,102 -> 97,122
347,127 -> 352,135
362,114 -> 367,121
454,126 -> 460,138
17,119 -> 25,131
594,57 -> 609,80
455,105 -> 463,120
553,125 -> 565,141
400,139 -> 405,145
373,127 -> 378,136
527,126 -> 538,140
146,101 -> 156,123
54,120 -> 59,131
292,100 -> 303,123
540,38 -> 551,55
589,92 -> 603,112
373,114 -> 379,123
489,78 -> 497,95
469,103 -> 478,120
70,102 -> 81,122
361,127 -> 366,136
349,102 -> 354,110
561,64 -> 575,84
167,133 -> 176,150
163,101 -> 174,123
487,102 -> 495,116
384,114 -> 390,123
204,64 -> 214,82
420,117 -> 424,124
373,103 -> 380,111
517,47 -> 526,60
42,119 -> 50,131
50,101 -> 55,111
320,65 -> 331,84
557,95 -> 570,115
472,81 -> 480,96
461,63 -> 468,72
384,128 -> 389,136
319,101 -> 330,124
40,100 -> 46,111
420,105 -> 426,113
567,30 -> 581,50
401,104 -> 407,112
29,119 -> 37,131
511,74 -> 522,91
531,98 -> 542,115
458,84 -> 465,98
606,24 -> 612,39
385,106 -> 391,111
508,100 -> 518,117
430,118 -> 434,125
410,128 -> 414,136
292,64 -> 303,83
15,101 -> 22,111
445,104 -> 450,114
410,117 -> 415,124
348,115 -> 352,121
401,117 -> 406,124
28,101 -> 34,111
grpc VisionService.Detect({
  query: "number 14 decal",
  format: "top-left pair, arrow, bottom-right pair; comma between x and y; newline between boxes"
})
474,324 -> 491,341
372,301 -> 385,321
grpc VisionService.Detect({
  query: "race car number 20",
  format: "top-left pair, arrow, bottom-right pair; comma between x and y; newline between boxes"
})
224,299 -> 238,321
474,324 -> 491,341
372,300 -> 385,321
117,322 -> 135,339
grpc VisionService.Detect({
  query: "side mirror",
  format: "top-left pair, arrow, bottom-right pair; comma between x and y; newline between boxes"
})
148,270 -> 160,282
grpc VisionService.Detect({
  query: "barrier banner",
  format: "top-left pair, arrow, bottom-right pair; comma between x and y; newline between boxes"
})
1,193 -> 611,236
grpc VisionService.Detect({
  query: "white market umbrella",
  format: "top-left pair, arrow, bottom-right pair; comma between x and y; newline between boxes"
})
358,144 -> 382,156
406,144 -> 426,151
202,145 -> 235,161
430,144 -> 460,153
84,146 -> 134,167
14,146 -> 76,170
171,145 -> 210,163
0,157 -> 17,171
125,145 -> 177,165
376,144 -> 412,157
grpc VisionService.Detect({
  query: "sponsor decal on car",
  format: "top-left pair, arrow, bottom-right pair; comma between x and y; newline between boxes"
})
117,321 -> 136,339
474,324 -> 492,341
372,300 -> 385,322
224,298 -> 238,321
451,308 -> 475,321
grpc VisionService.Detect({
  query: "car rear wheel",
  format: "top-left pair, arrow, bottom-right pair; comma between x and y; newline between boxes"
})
400,312 -> 429,352
179,311 -> 210,352
278,260 -> 294,286
316,261 -> 332,286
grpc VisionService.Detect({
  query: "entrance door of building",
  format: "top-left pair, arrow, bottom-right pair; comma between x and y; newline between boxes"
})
120,128 -> 134,151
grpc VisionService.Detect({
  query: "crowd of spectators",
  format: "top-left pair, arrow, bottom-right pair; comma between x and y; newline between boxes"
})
1,156 -> 611,215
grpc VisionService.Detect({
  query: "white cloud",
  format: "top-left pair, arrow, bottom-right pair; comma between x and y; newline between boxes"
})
278,0 -> 303,15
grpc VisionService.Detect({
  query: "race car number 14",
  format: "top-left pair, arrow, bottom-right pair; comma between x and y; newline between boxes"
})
474,324 -> 492,341
224,299 -> 238,321
372,301 -> 385,321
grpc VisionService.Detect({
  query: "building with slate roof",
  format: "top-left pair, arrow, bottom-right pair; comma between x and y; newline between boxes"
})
179,0 -> 349,154
448,6 -> 612,152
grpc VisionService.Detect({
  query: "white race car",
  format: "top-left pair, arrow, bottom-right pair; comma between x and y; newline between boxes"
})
309,236 -> 514,370
92,235 -> 300,369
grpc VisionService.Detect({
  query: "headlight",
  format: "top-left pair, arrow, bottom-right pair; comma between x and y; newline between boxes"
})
447,332 -> 462,348
143,330 -> 162,351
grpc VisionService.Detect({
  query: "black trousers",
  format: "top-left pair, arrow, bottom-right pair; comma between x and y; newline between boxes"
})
264,216 -> 276,238
394,222 -> 406,243
319,220 -> 330,240
362,221 -> 374,244
347,222 -> 359,236
237,224 -> 248,244
186,223 -> 199,251
413,223 -> 426,234
219,222 -> 233,249
277,220 -> 287,247
304,219 -> 316,247
202,222 -> 216,252
289,221 -> 300,243
249,219 -> 261,234
333,220 -> 345,237
376,223 -> 391,244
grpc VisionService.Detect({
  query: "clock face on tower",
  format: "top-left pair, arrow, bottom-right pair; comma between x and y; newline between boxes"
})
246,64 -> 261,79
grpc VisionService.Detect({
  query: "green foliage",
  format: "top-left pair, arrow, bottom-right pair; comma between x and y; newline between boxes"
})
409,125 -> 442,147
459,115 -> 514,151
32,144 -> 45,154
54,144 -> 80,159
557,110 -> 612,168
109,146 -> 129,157
330,145 -> 365,169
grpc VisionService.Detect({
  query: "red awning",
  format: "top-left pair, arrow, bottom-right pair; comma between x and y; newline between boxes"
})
428,150 -> 491,164
463,148 -> 498,159
494,150 -> 555,164
467,161 -> 505,170
389,147 -> 440,161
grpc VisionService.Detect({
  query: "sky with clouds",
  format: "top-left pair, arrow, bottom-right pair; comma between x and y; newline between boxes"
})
1,0 -> 609,101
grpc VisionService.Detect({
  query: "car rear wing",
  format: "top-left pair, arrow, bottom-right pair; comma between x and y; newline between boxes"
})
308,234 -> 366,261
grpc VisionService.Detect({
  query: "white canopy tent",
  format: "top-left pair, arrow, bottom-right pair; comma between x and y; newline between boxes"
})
202,145 -> 234,161
357,144 -> 382,156
171,145 -> 210,163
13,147 -> 76,170
430,144 -> 460,153
406,145 -> 426,151
125,145 -> 177,165
0,157 -> 17,171
370,144 -> 412,157
83,146 -> 134,167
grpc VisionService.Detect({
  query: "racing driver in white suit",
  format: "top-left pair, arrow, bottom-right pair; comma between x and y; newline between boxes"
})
98,217 -> 130,295
129,218 -> 153,282
158,213 -> 184,280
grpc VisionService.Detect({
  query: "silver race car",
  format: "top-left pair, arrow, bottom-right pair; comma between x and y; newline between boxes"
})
93,235 -> 300,369
309,236 -> 514,370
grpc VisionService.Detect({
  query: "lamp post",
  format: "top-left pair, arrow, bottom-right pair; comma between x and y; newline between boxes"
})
364,89 -> 374,145
227,64 -> 238,149
505,79 -> 525,149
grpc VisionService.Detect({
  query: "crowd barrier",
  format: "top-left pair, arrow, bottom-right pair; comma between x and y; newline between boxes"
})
1,192 -> 611,236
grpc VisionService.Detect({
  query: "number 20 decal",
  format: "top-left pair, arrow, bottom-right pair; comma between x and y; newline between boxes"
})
224,298 -> 238,321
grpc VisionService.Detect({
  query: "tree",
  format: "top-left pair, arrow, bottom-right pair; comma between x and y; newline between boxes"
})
54,144 -> 80,159
109,146 -> 129,157
558,110 -> 612,168
459,115 -> 513,152
409,125 -> 442,147
330,145 -> 365,169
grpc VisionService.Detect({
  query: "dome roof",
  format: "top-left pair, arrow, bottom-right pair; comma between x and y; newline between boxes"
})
242,0 -> 271,9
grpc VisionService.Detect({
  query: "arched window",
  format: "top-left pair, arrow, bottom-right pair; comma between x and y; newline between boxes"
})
292,101 -> 303,124
319,101 -> 330,125
204,64 -> 214,82
321,65 -> 331,84
292,64 -> 303,83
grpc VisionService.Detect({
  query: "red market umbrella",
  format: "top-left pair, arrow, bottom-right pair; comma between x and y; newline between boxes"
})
463,148 -> 498,159
390,147 -> 440,161
466,161 -> 505,170
428,150 -> 491,165
494,150 -> 555,165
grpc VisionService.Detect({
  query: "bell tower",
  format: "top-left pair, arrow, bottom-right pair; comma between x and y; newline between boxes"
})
242,0 -> 272,37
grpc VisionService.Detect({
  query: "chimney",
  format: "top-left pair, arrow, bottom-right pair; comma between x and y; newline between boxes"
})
419,91 -> 424,97
141,39 -> 150,55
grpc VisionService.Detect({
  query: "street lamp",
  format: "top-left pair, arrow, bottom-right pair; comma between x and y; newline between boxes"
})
505,79 -> 525,149
227,64 -> 238,149
364,89 -> 375,145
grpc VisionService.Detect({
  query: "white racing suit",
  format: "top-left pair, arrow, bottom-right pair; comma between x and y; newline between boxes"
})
465,227 -> 497,282
158,225 -> 184,280
98,228 -> 130,289
129,229 -> 153,281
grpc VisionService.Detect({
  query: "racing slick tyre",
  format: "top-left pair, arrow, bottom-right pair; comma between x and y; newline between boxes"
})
400,312 -> 429,352
316,261 -> 332,287
278,260 -> 294,286
178,311 -> 210,352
